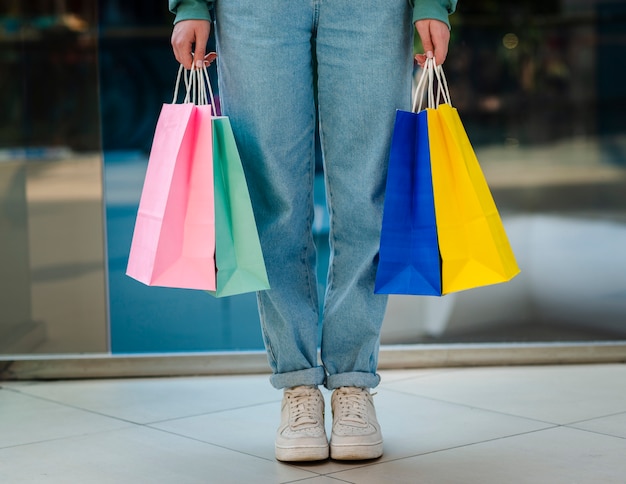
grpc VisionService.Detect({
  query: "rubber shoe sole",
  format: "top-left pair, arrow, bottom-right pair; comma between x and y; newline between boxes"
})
330,440 -> 383,461
276,443 -> 329,462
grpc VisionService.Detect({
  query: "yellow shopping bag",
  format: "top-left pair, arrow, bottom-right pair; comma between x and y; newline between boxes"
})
427,102 -> 520,294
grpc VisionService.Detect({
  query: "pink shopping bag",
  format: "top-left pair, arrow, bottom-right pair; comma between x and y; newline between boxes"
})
126,99 -> 216,290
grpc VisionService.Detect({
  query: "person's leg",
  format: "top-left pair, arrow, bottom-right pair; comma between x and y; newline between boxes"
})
215,0 -> 330,463
315,0 -> 413,460
215,0 -> 324,390
316,0 -> 414,390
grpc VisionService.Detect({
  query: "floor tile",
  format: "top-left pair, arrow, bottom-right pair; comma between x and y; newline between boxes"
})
151,395 -> 357,474
569,411 -> 626,439
152,386 -> 550,474
283,477 -> 357,484
8,374 -> 279,424
0,389 -> 130,449
3,365 -> 625,483
151,400 -> 278,460
330,426 -> 626,484
0,425 -> 317,484
378,368 -> 455,384
382,364 -> 626,424
373,388 -> 551,458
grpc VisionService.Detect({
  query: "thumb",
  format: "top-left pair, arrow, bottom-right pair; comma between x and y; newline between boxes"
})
204,52 -> 218,65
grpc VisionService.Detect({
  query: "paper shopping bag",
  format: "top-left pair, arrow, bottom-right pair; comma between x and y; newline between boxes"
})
375,58 -> 519,296
209,116 -> 270,297
428,104 -> 520,294
126,102 -> 217,290
374,109 -> 441,295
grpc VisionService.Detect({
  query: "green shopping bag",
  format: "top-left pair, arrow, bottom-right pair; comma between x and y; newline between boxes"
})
209,116 -> 270,297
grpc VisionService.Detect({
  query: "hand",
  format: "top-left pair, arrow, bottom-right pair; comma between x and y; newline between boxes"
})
414,19 -> 450,67
171,20 -> 213,69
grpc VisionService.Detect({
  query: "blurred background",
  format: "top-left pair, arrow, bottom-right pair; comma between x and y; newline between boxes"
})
1,0 -> 625,361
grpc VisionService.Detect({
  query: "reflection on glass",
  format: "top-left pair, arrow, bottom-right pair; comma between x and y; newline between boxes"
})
103,0 -> 626,350
2,0 -> 625,357
383,1 -> 626,344
96,3 -> 266,354
0,2 -> 107,354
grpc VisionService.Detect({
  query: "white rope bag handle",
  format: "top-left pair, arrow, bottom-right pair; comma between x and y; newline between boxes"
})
172,62 -> 217,116
412,57 -> 452,113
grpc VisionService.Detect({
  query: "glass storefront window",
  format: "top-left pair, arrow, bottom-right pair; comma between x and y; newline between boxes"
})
98,1 -> 264,353
1,1 -> 625,361
0,1 -> 107,354
384,0 -> 626,344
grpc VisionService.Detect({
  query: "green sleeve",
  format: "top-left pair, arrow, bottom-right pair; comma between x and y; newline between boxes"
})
411,0 -> 457,29
168,0 -> 213,24
168,1 -> 455,28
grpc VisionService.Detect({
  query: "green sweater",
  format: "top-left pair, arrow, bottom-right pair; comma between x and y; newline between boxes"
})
169,0 -> 457,29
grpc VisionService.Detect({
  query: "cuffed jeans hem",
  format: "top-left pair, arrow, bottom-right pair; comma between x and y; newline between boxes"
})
269,366 -> 327,390
325,371 -> 381,390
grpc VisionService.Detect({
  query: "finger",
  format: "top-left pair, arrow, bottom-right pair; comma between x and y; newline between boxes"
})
171,24 -> 194,69
193,26 -> 210,69
430,22 -> 450,66
415,20 -> 451,66
434,46 -> 448,66
433,31 -> 450,66
171,21 -> 212,70
171,37 -> 193,69
415,21 -> 434,59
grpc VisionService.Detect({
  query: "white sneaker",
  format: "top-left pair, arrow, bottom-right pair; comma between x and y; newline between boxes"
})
275,385 -> 329,462
330,387 -> 383,460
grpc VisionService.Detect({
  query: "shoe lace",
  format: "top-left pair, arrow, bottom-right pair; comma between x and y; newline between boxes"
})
335,387 -> 371,426
286,387 -> 322,429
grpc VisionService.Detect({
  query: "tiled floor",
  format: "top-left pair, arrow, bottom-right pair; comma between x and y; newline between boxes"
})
1,364 -> 626,483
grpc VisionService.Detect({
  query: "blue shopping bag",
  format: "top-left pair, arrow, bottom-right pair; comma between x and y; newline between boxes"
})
374,109 -> 441,295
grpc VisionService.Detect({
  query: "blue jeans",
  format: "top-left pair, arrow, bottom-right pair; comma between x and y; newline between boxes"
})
215,0 -> 413,389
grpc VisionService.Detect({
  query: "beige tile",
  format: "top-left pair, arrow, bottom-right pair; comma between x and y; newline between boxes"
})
152,397 -> 356,475
4,366 -> 625,483
570,412 -> 626,439
379,368 -> 457,384
10,374 -> 279,424
373,389 -> 551,459
0,425 -> 317,484
0,389 -> 130,448
152,400 -> 278,460
152,387 -> 549,474
331,426 -> 626,484
283,477 -> 357,484
0,381 -> 39,388
383,364 -> 626,424
151,394 -> 355,475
